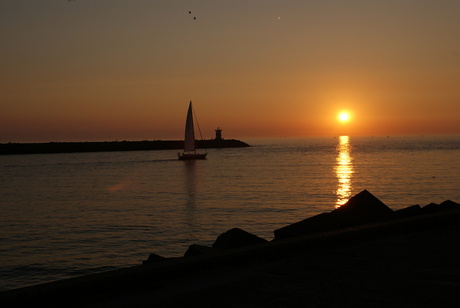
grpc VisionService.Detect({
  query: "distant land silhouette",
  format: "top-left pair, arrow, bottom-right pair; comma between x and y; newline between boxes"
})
1,128 -> 250,155
0,139 -> 249,155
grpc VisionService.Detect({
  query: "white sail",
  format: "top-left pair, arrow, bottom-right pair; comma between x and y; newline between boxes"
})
183,101 -> 196,152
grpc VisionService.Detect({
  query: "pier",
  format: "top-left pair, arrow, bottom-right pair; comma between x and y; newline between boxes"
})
0,139 -> 250,155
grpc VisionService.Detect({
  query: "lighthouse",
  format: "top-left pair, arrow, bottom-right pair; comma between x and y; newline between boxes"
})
215,127 -> 223,140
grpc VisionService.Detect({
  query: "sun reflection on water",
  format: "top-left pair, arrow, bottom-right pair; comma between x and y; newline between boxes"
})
335,136 -> 354,208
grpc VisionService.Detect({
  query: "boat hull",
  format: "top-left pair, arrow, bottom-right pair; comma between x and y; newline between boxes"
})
177,153 -> 207,160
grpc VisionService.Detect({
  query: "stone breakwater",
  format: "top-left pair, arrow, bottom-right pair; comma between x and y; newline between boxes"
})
144,189 -> 459,262
0,139 -> 250,155
1,190 -> 459,307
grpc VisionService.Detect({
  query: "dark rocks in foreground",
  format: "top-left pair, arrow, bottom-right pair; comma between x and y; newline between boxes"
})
144,190 -> 459,263
274,189 -> 394,240
148,228 -> 268,261
332,189 -> 393,220
2,189 -> 460,308
0,139 -> 250,155
212,228 -> 268,249
142,253 -> 166,265
274,190 -> 460,240
392,204 -> 422,219
182,228 -> 267,258
184,244 -> 217,257
422,200 -> 460,214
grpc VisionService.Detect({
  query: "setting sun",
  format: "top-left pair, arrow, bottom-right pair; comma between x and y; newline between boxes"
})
338,112 -> 350,122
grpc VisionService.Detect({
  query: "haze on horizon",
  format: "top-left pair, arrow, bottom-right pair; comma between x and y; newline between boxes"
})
1,0 -> 459,143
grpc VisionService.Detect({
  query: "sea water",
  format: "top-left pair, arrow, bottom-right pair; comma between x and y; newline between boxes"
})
1,135 -> 459,291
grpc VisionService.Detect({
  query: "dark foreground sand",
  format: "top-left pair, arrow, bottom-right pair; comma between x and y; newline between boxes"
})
1,209 -> 459,307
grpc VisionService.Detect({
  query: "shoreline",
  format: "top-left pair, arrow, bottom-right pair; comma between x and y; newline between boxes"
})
1,191 -> 459,307
0,139 -> 250,155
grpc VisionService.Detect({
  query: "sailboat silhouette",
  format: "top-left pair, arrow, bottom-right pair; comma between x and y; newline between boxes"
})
177,101 -> 207,160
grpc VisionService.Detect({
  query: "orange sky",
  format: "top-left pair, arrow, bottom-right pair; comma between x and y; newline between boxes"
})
1,1 -> 459,142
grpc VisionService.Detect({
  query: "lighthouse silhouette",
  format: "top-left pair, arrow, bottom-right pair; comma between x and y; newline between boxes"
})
215,127 -> 223,140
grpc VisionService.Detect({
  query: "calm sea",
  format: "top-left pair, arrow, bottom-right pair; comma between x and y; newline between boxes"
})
1,135 -> 459,291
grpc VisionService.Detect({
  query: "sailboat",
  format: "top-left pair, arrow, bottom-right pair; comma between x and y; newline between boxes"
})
177,101 -> 208,160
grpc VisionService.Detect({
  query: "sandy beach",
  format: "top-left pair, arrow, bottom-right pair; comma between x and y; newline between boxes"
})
1,204 -> 459,307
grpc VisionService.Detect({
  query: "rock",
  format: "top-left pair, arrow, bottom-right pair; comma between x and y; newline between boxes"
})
422,200 -> 460,214
392,204 -> 422,219
421,202 -> 439,214
212,228 -> 267,249
331,189 -> 393,221
184,244 -> 215,257
274,190 -> 393,240
440,200 -> 460,209
274,213 -> 333,240
142,253 -> 166,265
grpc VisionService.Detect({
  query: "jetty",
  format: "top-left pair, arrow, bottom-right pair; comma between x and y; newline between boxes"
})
0,129 -> 249,155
